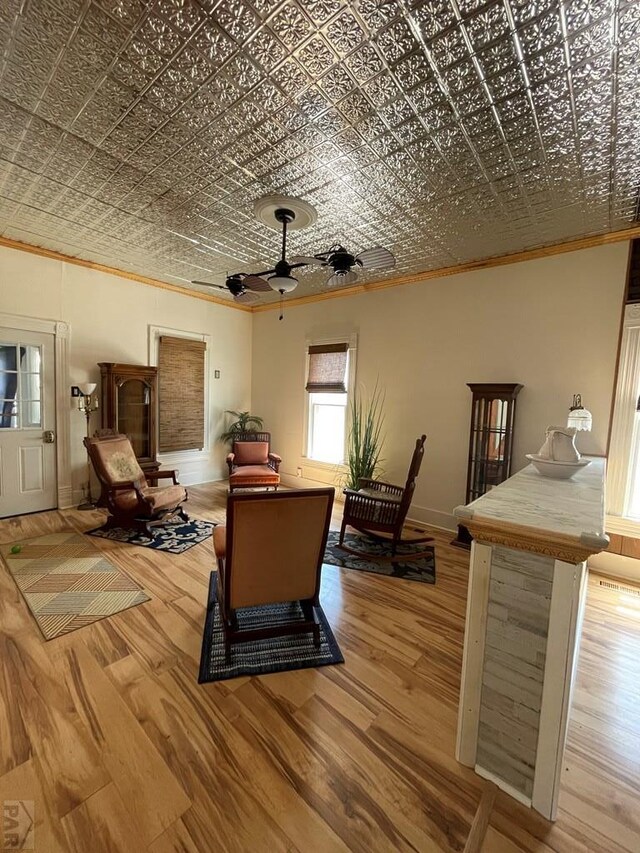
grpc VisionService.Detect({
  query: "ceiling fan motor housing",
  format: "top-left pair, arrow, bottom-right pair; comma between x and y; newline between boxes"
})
328,248 -> 358,275
226,275 -> 245,296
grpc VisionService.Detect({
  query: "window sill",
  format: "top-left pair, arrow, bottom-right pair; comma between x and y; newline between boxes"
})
303,457 -> 347,472
606,514 -> 640,537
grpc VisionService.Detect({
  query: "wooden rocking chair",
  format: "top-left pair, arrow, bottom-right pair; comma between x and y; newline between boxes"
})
339,435 -> 433,557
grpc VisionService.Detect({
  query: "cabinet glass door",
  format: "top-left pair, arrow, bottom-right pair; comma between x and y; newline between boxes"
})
117,379 -> 150,459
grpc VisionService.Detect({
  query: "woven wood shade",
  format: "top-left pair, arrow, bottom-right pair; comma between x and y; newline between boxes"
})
158,336 -> 206,452
306,343 -> 348,393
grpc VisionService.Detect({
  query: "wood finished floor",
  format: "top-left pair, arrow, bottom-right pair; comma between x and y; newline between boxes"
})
0,483 -> 638,853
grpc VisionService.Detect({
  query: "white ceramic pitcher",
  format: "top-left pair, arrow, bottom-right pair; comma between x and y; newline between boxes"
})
537,426 -> 581,463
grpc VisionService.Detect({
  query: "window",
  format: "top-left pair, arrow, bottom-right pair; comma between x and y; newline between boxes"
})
305,341 -> 351,464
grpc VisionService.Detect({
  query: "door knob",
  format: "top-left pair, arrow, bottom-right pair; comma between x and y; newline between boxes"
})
43,430 -> 55,444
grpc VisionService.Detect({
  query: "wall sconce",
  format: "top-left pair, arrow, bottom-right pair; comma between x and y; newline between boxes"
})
567,394 -> 592,432
77,382 -> 99,509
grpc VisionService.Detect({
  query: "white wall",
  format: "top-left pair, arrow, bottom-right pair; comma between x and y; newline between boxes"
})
251,243 -> 629,530
0,245 -> 252,503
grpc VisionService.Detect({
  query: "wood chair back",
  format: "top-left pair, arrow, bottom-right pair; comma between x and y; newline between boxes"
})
222,489 -> 334,611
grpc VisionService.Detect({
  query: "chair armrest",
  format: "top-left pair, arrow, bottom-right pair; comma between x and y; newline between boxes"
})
107,479 -> 141,491
268,452 -> 281,472
358,478 -> 403,496
146,469 -> 178,485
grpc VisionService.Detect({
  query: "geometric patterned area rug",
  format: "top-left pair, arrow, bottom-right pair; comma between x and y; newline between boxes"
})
0,529 -> 150,640
86,518 -> 215,553
323,530 -> 436,584
198,572 -> 344,683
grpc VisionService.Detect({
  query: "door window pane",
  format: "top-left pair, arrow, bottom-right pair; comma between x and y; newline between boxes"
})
0,345 -> 17,371
1,400 -> 18,429
0,342 -> 42,429
21,401 -> 41,428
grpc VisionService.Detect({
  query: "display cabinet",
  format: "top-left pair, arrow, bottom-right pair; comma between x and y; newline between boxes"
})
98,362 -> 159,473
452,382 -> 523,549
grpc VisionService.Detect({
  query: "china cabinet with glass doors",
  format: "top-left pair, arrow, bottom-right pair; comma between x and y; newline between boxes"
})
98,362 -> 159,473
451,382 -> 523,549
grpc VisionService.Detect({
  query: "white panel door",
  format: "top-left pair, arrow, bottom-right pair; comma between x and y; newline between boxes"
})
0,328 -> 57,517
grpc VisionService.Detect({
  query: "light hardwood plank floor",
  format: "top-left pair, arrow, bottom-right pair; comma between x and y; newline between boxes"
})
0,483 -> 638,852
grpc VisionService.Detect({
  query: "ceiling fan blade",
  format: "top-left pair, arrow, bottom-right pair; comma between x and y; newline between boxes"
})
355,246 -> 395,271
327,269 -> 358,287
289,255 -> 321,266
242,274 -> 272,292
234,290 -> 261,304
192,280 -> 226,290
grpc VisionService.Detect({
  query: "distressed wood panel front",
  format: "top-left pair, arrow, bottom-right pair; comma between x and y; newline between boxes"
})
476,546 -> 554,798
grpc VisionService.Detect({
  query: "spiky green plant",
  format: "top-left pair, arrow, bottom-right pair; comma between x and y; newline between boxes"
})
220,410 -> 264,444
345,384 -> 385,490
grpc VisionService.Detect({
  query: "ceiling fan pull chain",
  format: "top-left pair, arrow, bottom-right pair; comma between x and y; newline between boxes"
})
279,292 -> 284,321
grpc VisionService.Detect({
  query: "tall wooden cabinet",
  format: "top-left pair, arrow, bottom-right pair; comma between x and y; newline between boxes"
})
452,382 -> 523,548
98,363 -> 159,473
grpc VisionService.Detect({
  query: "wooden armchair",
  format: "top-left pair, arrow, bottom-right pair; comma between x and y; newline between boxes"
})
226,431 -> 281,492
213,488 -> 334,661
84,434 -> 188,537
339,435 -> 433,556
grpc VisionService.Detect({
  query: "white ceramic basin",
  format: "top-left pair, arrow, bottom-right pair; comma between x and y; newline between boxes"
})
525,454 -> 592,480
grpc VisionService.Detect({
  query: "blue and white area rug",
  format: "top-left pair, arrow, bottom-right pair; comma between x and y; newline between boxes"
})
323,531 -> 436,584
87,518 -> 215,554
198,572 -> 344,683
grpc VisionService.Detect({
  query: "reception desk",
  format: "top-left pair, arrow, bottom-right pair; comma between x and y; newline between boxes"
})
454,457 -> 608,820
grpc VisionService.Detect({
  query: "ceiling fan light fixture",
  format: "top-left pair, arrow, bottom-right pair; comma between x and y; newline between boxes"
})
327,269 -> 358,287
268,274 -> 298,293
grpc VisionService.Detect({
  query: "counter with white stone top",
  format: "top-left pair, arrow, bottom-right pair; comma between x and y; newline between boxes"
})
454,456 -> 608,820
454,457 -> 609,559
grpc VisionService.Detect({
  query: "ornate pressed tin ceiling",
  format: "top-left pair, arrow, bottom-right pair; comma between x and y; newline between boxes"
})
0,0 -> 639,305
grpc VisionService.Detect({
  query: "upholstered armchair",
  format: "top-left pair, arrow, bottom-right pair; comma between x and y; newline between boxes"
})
84,433 -> 188,537
339,435 -> 433,556
213,488 -> 334,661
226,431 -> 281,492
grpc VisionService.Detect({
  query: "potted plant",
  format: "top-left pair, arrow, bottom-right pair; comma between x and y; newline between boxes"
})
344,385 -> 385,490
220,410 -> 264,444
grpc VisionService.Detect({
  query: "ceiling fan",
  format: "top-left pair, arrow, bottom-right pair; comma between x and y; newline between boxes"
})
192,196 -> 396,314
192,207 -> 308,313
295,244 -> 396,286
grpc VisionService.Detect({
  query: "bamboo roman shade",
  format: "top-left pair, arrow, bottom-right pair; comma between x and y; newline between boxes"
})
158,336 -> 206,452
306,343 -> 348,393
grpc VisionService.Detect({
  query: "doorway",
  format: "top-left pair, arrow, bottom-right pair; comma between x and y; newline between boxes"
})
0,327 -> 57,517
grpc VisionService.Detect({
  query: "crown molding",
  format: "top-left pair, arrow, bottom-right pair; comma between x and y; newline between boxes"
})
2,223 -> 639,316
0,236 -> 250,312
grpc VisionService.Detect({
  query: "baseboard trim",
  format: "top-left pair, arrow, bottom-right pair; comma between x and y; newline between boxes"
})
588,551 -> 640,583
406,504 -> 456,533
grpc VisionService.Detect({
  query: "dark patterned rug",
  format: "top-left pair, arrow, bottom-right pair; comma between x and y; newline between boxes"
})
86,518 -> 215,554
323,531 -> 436,584
198,572 -> 344,683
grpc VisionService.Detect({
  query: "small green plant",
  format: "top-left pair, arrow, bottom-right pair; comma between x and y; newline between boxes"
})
345,384 -> 385,490
220,410 -> 264,444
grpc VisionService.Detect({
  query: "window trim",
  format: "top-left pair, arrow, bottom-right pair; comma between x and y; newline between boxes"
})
148,324 -> 211,465
607,303 -> 640,531
302,332 -> 357,467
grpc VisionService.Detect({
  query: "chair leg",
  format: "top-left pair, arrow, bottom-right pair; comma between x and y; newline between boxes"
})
339,515 -> 347,546
177,506 -> 189,522
301,600 -> 321,649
